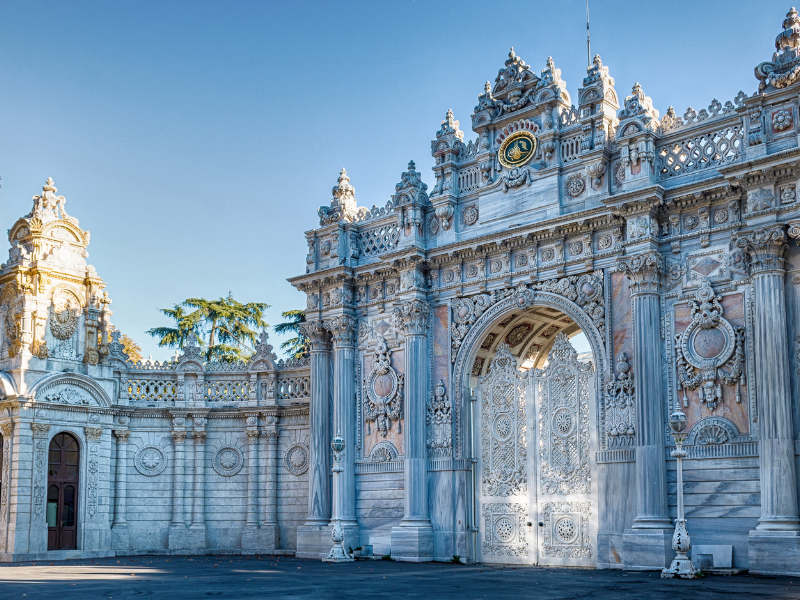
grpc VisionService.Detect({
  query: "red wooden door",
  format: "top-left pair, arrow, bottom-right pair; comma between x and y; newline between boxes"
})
47,433 -> 79,550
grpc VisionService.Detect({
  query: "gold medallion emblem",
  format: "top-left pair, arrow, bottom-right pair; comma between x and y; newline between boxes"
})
498,130 -> 537,169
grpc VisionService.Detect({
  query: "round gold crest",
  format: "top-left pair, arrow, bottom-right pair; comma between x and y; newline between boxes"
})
498,130 -> 537,169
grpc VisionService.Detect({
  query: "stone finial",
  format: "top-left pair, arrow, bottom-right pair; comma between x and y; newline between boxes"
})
583,53 -> 614,88
436,109 -> 464,141
756,8 -> 800,90
392,160 -> 429,206
318,168 -> 358,226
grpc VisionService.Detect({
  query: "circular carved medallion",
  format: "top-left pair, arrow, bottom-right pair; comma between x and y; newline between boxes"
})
553,408 -> 575,437
213,446 -> 244,477
134,446 -> 167,476
554,516 -> 578,544
498,131 -> 537,169
462,204 -> 479,227
493,414 -> 513,441
284,443 -> 309,475
494,516 -> 515,542
692,327 -> 727,359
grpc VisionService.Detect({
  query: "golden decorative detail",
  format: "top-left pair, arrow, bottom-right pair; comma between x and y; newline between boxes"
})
498,130 -> 537,169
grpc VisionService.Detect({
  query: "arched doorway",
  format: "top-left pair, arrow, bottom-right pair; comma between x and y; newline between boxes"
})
465,302 -> 599,567
47,432 -> 79,550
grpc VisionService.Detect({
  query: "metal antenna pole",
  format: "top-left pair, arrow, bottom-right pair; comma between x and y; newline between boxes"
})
587,0 -> 591,66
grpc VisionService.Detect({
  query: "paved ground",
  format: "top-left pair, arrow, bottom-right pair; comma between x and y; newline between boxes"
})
0,555 -> 798,599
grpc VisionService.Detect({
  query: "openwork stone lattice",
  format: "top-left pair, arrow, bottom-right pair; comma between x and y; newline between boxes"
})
359,223 -> 400,257
127,379 -> 177,403
276,376 -> 310,399
656,124 -> 744,179
205,380 -> 250,402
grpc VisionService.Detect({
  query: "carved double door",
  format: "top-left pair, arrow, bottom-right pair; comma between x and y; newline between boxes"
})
476,334 -> 596,566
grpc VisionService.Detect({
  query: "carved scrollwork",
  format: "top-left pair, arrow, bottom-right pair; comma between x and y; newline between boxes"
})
735,226 -> 787,274
393,299 -> 429,336
426,379 -> 452,457
50,290 -> 80,341
606,352 -> 635,446
675,279 -> 745,411
363,338 -> 404,438
616,251 -> 663,295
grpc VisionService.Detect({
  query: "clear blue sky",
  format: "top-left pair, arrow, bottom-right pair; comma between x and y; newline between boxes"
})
0,1 -> 788,359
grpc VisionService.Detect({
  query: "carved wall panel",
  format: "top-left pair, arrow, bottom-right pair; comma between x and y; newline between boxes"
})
673,285 -> 749,435
482,502 -> 529,558
479,343 -> 527,497
362,344 -> 405,458
533,333 -> 592,495
540,501 -> 592,559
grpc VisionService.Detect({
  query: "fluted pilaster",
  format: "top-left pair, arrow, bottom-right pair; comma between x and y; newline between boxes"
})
327,314 -> 358,527
739,227 -> 800,531
299,319 -> 332,525
112,430 -> 130,527
171,430 -> 186,527
617,251 -> 671,530
191,430 -> 206,529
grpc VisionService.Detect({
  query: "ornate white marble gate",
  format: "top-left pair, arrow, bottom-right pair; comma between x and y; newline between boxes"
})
476,333 -> 597,566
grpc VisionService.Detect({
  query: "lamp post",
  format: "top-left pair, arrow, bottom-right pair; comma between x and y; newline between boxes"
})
661,409 -> 696,579
324,433 -> 354,563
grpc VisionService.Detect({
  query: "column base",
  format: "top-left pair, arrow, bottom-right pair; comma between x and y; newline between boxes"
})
168,525 -> 206,551
390,525 -> 434,562
748,530 -> 800,576
241,524 -> 279,554
622,529 -> 674,570
111,524 -> 129,551
297,523 -> 360,559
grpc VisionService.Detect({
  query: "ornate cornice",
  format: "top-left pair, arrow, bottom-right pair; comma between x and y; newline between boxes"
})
736,226 -> 787,275
393,299 -> 430,336
616,251 -> 663,295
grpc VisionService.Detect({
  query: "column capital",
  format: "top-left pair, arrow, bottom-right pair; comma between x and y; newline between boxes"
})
245,428 -> 261,443
393,299 -> 430,336
326,314 -> 358,347
263,428 -> 280,443
616,251 -> 663,295
0,422 -> 14,437
85,427 -> 103,442
299,319 -> 330,352
171,430 -> 187,444
193,430 -> 207,444
736,226 -> 787,275
113,429 -> 130,443
31,423 -> 51,438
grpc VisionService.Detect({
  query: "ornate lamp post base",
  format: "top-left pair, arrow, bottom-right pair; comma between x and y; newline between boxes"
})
661,520 -> 696,579
323,518 -> 354,563
661,410 -> 697,579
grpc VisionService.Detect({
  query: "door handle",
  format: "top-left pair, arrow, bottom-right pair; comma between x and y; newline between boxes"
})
538,522 -> 544,527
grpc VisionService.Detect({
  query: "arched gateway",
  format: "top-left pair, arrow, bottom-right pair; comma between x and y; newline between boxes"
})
452,290 -> 605,566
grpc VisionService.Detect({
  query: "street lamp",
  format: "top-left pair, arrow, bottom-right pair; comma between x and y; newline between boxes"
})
324,433 -> 353,563
661,409 -> 696,579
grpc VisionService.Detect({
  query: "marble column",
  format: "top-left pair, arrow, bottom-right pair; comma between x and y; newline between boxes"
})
295,320 -> 333,558
191,430 -> 206,530
112,430 -> 129,527
741,227 -> 800,574
245,428 -> 260,528
391,299 -> 434,561
328,315 -> 358,532
617,252 -> 673,569
170,430 -> 186,528
263,428 -> 280,536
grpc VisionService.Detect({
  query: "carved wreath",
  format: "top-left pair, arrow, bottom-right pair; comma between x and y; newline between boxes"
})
675,278 -> 745,411
50,292 -> 79,341
363,338 -> 403,437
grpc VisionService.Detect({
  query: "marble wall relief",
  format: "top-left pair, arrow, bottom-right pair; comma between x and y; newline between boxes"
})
363,338 -> 404,439
675,278 -> 745,412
